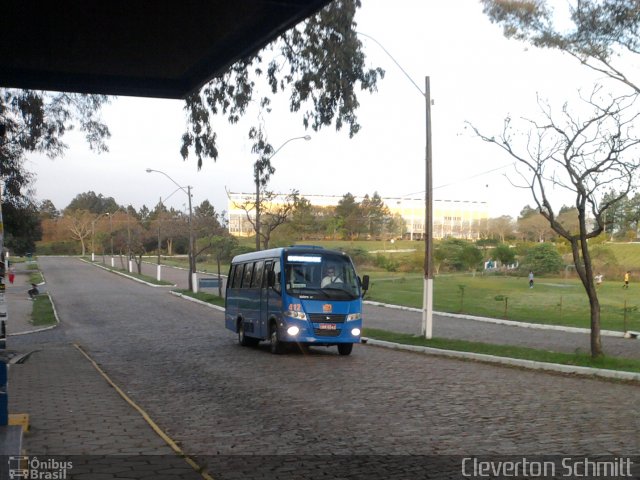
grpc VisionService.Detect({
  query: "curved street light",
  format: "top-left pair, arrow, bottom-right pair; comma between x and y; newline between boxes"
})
146,168 -> 195,291
357,31 -> 433,339
254,135 -> 311,251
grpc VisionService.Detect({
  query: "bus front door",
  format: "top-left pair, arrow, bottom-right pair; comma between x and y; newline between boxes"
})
258,261 -> 273,339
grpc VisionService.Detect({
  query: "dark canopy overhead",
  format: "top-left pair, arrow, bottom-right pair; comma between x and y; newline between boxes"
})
0,0 -> 331,99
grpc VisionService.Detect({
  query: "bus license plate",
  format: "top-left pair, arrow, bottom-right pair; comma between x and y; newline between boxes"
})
319,323 -> 337,330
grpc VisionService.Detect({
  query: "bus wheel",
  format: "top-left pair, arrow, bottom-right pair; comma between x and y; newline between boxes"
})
238,321 -> 255,347
337,343 -> 353,356
269,323 -> 284,354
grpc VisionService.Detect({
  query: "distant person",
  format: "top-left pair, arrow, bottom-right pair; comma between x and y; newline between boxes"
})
623,271 -> 630,289
528,271 -> 534,289
28,283 -> 39,300
595,273 -> 603,288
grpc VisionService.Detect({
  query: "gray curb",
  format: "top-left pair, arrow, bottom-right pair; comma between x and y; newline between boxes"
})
9,292 -> 61,336
361,337 -> 640,382
82,259 -> 177,288
169,291 -> 225,311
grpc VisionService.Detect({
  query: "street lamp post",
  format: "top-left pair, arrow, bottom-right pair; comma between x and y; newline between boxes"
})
91,212 -> 108,262
358,32 -> 433,338
146,169 -> 195,291
254,135 -> 311,251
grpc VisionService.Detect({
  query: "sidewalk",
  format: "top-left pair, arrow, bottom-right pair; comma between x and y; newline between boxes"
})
3,263 -> 204,479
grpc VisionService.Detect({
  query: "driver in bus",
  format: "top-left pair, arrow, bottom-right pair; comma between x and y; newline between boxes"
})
321,265 -> 343,287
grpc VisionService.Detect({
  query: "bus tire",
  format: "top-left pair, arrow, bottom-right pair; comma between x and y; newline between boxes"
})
238,321 -> 257,347
269,323 -> 284,354
337,343 -> 353,356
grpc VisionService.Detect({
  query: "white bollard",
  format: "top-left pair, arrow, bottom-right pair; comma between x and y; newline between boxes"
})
111,257 -> 115,268
157,265 -> 162,282
128,260 -> 133,273
192,272 -> 198,293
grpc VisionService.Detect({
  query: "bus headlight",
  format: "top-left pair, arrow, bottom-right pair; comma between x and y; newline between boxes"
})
284,311 -> 307,320
346,313 -> 361,321
351,328 -> 361,336
287,326 -> 300,336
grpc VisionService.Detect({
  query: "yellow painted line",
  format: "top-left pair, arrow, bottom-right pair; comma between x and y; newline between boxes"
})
73,344 -> 215,480
9,413 -> 30,432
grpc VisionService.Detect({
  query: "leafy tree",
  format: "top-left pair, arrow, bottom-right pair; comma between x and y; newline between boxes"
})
65,191 -> 119,214
335,193 -> 364,240
180,0 -> 384,172
481,0 -> 640,94
0,90 -> 110,205
361,192 -> 391,238
459,244 -> 484,273
4,200 -> 41,255
493,243 -> 516,267
193,200 -> 226,259
522,243 -> 564,275
433,239 -> 468,272
0,91 -> 108,253
39,199 -> 60,220
281,197 -> 317,240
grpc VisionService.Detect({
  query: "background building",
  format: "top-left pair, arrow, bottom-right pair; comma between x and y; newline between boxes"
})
228,192 -> 488,240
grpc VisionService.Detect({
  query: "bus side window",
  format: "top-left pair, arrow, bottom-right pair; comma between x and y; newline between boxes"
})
252,261 -> 264,288
263,260 -> 273,288
227,265 -> 236,290
232,264 -> 244,289
242,262 -> 254,288
273,260 -> 282,292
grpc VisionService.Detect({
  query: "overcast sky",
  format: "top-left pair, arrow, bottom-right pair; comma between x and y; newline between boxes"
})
28,0 -> 607,219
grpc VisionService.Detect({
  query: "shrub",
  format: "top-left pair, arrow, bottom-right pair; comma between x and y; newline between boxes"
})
374,254 -> 399,272
35,241 -> 79,255
521,243 -> 563,275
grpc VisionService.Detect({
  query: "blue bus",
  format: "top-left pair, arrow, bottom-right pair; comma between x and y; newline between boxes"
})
225,246 -> 370,355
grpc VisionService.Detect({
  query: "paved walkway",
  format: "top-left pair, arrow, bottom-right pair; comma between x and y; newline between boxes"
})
4,262 -> 202,479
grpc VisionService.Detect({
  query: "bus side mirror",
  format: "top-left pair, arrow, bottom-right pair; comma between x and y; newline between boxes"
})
267,270 -> 276,288
360,275 -> 370,295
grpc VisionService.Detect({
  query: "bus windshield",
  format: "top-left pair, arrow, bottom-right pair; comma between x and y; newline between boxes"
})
284,253 -> 360,300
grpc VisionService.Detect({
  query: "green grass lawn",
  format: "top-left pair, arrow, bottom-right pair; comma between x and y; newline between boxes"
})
608,243 -> 640,269
363,328 -> 640,373
31,294 -> 57,327
363,272 -> 640,332
175,290 -> 225,307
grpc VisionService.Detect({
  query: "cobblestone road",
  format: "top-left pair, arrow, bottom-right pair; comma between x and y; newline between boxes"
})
10,257 -> 640,479
133,259 -> 640,359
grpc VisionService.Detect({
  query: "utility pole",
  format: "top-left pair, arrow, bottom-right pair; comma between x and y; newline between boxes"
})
423,76 -> 433,339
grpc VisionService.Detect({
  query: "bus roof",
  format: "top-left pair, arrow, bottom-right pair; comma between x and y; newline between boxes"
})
231,246 -> 349,264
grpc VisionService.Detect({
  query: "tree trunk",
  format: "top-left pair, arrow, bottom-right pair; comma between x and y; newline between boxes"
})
570,237 -> 603,358
217,254 -> 222,297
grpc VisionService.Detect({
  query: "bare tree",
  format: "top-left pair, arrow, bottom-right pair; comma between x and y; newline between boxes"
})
229,189 -> 300,250
487,215 -> 516,242
470,89 -> 640,357
61,209 -> 94,256
518,213 -> 553,242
